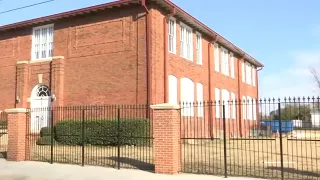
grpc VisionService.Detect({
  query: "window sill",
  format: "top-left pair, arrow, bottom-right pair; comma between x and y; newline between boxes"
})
180,55 -> 193,62
16,56 -> 64,65
169,50 -> 176,55
195,62 -> 203,67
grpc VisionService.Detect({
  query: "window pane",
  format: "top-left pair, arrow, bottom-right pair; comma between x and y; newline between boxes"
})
214,45 -> 219,72
230,53 -> 234,78
242,96 -> 246,120
168,75 -> 178,104
33,25 -> 54,59
242,61 -> 245,82
197,83 -> 204,117
215,88 -> 220,118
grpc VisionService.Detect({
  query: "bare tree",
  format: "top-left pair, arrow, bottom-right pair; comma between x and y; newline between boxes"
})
311,68 -> 320,90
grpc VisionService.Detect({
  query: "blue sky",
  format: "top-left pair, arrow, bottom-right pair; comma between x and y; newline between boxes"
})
1,0 -> 320,98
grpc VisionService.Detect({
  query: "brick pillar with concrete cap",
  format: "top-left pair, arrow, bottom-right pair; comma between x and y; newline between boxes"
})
151,103 -> 181,174
5,108 -> 28,161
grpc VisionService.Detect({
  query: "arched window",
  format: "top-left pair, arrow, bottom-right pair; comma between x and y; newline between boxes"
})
180,77 -> 194,116
168,75 -> 178,104
196,83 -> 204,117
35,85 -> 50,97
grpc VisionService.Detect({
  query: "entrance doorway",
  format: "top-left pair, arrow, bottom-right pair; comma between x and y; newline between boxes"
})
30,84 -> 51,132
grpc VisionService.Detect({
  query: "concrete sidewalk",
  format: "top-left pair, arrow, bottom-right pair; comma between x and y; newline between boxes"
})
0,159 -> 264,180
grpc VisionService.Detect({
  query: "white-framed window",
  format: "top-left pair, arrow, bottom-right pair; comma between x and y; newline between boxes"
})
252,65 -> 256,86
196,83 -> 204,117
253,98 -> 257,120
242,60 -> 245,82
246,62 -> 252,84
221,47 -> 229,76
247,96 -> 253,120
181,77 -> 194,116
222,89 -> 230,118
242,96 -> 247,120
196,32 -> 202,65
168,18 -> 176,54
214,43 -> 220,72
180,23 -> 193,61
230,53 -> 235,78
168,75 -> 178,104
231,92 -> 236,120
215,88 -> 220,118
32,24 -> 54,60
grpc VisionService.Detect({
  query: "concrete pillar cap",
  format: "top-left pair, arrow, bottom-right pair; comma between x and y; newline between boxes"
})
4,108 -> 28,114
150,103 -> 180,110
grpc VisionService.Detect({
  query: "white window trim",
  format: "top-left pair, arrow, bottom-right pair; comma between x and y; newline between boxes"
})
242,96 -> 247,120
247,96 -> 253,120
246,62 -> 252,85
215,88 -> 220,118
180,22 -> 193,61
181,77 -> 195,116
196,83 -> 204,117
168,75 -> 178,104
242,60 -> 245,82
196,32 -> 202,65
31,24 -> 54,61
253,98 -> 257,120
168,18 -> 176,54
252,65 -> 256,86
214,43 -> 220,72
230,53 -> 235,78
231,92 -> 236,120
222,89 -> 230,119
221,47 -> 229,76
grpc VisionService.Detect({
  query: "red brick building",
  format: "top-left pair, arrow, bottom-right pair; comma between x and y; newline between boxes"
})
0,0 -> 263,135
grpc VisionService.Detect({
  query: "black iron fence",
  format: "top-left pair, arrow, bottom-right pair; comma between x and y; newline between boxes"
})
180,97 -> 320,180
0,111 -> 7,158
26,105 -> 154,171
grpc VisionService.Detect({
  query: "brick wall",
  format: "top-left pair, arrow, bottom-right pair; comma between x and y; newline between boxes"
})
150,8 -> 258,137
0,5 -> 148,110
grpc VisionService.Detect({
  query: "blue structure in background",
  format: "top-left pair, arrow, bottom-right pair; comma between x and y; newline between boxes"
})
261,120 -> 294,133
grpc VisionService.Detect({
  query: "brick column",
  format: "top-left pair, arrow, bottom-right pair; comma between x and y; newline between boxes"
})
150,103 -> 181,174
51,56 -> 65,107
4,108 -> 27,161
16,61 -> 29,108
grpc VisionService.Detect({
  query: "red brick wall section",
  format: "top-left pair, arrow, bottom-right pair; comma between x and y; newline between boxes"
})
152,106 -> 181,174
0,5 -> 148,110
6,110 -> 27,161
150,10 -> 259,137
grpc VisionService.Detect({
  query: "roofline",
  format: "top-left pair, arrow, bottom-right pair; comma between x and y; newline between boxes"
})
0,0 -> 263,67
160,0 -> 263,67
0,0 -> 140,31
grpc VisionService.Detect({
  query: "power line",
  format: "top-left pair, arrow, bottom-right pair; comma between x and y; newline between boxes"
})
0,0 -> 55,14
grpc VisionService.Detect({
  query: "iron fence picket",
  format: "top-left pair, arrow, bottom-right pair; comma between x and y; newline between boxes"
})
0,111 -> 8,159
24,105 -> 153,171
180,97 -> 320,179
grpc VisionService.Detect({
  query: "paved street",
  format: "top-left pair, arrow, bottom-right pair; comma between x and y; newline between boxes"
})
0,159 -> 264,180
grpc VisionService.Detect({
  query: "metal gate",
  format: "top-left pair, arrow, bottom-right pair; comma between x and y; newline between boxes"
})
26,105 -> 154,171
0,111 -> 7,159
181,99 -> 320,180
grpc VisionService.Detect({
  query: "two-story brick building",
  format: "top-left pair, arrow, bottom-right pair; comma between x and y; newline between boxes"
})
0,0 -> 263,135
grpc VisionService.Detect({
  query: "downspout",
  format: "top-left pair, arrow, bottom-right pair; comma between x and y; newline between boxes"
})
256,67 -> 263,123
238,54 -> 245,137
141,0 -> 151,117
208,35 -> 218,138
164,7 -> 176,103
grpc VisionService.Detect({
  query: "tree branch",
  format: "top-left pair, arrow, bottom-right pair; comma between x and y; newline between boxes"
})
311,68 -> 320,89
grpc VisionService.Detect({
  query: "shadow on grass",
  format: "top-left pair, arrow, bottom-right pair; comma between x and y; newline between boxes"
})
107,156 -> 154,172
267,166 -> 320,177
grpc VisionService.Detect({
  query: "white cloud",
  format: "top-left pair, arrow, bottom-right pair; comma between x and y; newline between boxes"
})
259,50 -> 320,99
